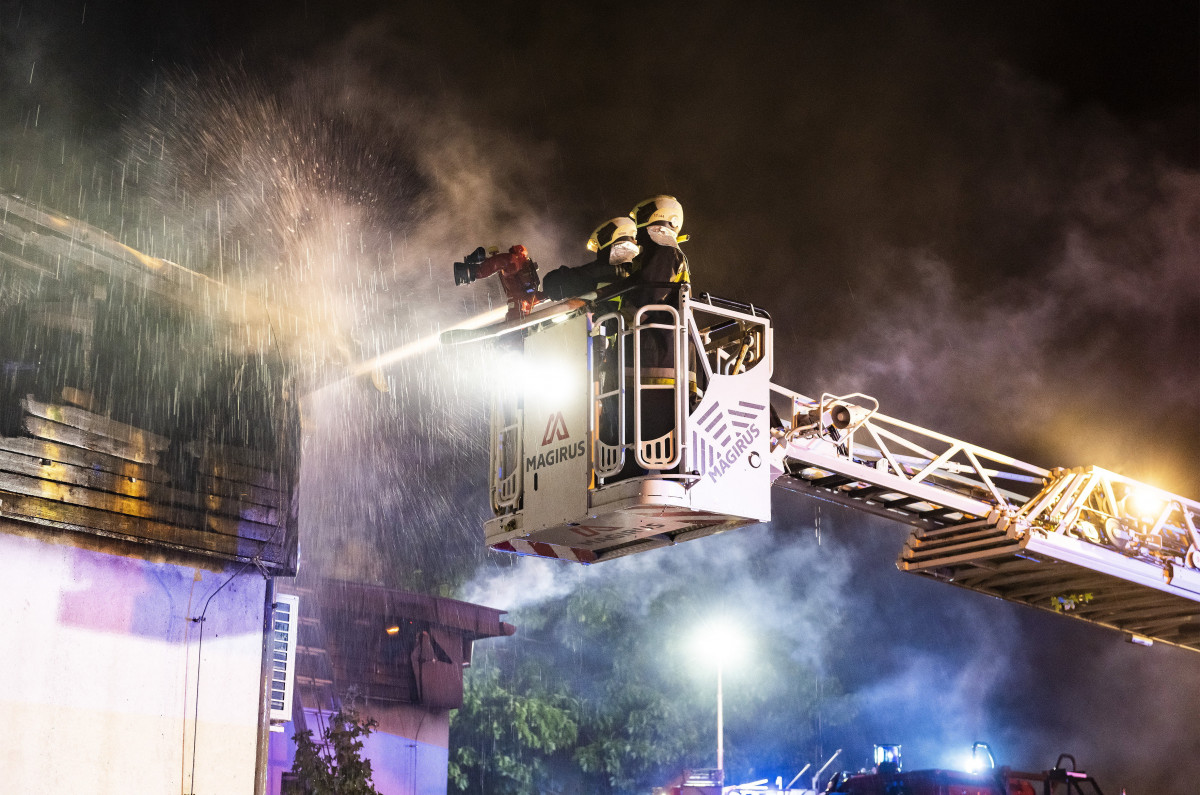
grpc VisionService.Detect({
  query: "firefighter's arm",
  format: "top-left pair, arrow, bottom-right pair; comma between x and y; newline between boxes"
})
581,260 -> 626,283
543,264 -> 595,301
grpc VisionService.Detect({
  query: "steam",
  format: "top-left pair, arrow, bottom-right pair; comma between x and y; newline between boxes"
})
465,514 -> 855,673
816,162 -> 1200,485
58,56 -> 588,587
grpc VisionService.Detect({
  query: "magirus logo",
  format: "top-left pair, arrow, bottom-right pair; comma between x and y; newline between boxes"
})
692,399 -> 766,483
528,411 -> 585,472
541,411 -> 570,446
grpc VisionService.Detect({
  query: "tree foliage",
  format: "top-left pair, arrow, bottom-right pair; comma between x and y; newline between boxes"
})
448,665 -> 579,794
449,566 -> 852,794
287,709 -> 382,795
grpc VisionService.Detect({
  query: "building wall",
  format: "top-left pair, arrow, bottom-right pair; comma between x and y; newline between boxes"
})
370,701 -> 451,751
366,702 -> 451,795
0,523 -> 269,794
361,729 -> 450,795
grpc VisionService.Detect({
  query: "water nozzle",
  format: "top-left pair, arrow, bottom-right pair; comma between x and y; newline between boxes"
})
453,246 -> 488,286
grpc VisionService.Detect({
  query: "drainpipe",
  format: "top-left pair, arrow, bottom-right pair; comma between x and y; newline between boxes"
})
253,577 -> 276,795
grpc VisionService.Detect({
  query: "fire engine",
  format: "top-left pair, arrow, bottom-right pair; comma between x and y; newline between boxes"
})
445,270 -> 1200,653
826,746 -> 1105,795
654,746 -> 1106,795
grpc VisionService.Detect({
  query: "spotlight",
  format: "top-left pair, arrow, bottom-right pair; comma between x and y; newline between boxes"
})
1126,487 -> 1167,523
873,743 -> 901,773
969,742 -> 995,773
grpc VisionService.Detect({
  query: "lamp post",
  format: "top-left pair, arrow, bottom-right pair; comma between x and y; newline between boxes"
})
694,621 -> 744,779
716,653 -> 724,774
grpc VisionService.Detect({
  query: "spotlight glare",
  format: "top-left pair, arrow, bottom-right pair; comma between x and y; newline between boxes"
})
691,620 -> 748,667
1126,487 -> 1167,522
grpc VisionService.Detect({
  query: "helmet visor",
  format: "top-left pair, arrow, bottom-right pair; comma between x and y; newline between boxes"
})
646,223 -> 679,247
609,239 -> 639,265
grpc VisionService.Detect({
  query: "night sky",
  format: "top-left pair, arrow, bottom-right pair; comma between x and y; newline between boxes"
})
3,1 -> 1199,791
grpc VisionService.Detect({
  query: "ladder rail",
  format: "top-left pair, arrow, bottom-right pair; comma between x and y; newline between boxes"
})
590,311 -> 627,478
488,396 -> 523,512
631,303 -> 685,471
772,384 -> 1050,522
769,383 -> 1200,580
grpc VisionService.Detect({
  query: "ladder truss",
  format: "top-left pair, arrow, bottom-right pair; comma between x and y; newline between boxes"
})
771,387 -> 1200,652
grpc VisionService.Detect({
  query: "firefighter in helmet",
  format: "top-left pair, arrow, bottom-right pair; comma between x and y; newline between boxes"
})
626,194 -> 689,306
580,217 -> 643,452
542,216 -> 640,301
588,215 -> 641,274
624,194 -> 688,367
618,195 -> 690,477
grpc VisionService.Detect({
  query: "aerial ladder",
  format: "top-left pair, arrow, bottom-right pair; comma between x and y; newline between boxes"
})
443,280 -> 1200,653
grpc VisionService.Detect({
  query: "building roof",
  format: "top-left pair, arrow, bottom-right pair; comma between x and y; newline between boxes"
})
1,193 -> 352,374
284,579 -> 514,711
0,193 -> 320,571
322,580 -> 517,642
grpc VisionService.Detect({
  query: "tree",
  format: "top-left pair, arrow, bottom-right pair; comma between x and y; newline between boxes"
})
449,535 -> 858,794
287,709 -> 382,795
449,666 -> 579,794
573,682 -> 707,793
449,583 -> 714,794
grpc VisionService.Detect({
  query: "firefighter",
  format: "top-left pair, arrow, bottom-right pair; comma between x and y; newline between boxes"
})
541,217 -> 642,455
626,194 -> 689,306
541,216 -> 640,301
625,194 -> 688,373
619,195 -> 690,476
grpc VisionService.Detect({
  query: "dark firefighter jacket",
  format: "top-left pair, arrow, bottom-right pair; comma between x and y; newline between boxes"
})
542,254 -> 624,301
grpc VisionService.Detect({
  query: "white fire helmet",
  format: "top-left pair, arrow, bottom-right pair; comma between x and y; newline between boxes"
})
587,216 -> 641,264
630,195 -> 683,234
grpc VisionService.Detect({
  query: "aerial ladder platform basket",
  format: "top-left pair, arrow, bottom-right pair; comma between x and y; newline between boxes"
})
446,283 -> 1200,652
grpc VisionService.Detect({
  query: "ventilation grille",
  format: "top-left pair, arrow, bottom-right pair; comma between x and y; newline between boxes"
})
269,593 -> 300,722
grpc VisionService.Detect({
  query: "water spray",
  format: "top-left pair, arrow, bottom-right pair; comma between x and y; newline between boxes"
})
349,306 -> 509,380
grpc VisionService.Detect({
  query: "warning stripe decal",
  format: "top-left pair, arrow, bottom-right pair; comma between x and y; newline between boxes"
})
492,539 -> 597,564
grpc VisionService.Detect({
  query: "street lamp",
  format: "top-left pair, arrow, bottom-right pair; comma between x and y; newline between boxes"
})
717,649 -> 725,773
693,621 -> 746,777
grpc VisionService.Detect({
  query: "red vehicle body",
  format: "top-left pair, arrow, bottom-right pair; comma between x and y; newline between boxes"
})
830,755 -> 1103,795
656,753 -> 1105,795
831,768 -> 1036,795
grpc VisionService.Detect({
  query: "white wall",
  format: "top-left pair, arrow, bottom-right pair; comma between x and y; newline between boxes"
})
0,524 -> 269,795
361,730 -> 449,795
